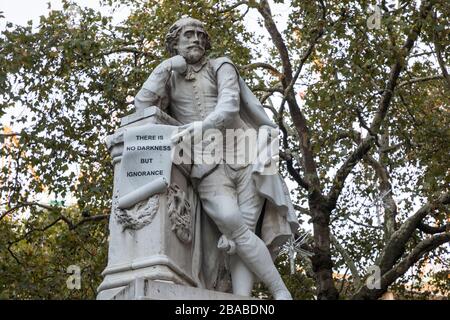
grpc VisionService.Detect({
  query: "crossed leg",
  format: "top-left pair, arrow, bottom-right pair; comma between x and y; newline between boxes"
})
197,166 -> 291,299
230,255 -> 254,296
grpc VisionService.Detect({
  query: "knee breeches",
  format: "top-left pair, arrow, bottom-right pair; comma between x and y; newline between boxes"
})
197,164 -> 264,236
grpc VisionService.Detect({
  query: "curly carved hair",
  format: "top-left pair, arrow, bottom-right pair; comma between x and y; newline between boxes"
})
165,16 -> 212,56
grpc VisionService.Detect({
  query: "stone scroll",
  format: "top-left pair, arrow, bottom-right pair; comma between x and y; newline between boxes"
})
117,124 -> 178,209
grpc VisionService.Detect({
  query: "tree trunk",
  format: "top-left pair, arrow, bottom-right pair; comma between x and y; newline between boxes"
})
310,198 -> 339,300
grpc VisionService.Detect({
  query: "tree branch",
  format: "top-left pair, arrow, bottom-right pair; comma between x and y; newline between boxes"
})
277,21 -> 325,119
347,216 -> 383,230
327,0 -> 435,209
256,0 -> 293,84
293,204 -> 312,216
364,152 -> 398,240
0,132 -> 21,138
279,121 -> 310,191
1,201 -> 58,221
7,245 -> 22,265
352,232 -> 450,299
377,192 -> 449,274
432,11 -> 450,91
59,213 -> 110,230
101,47 -> 157,58
397,75 -> 444,88
417,222 -> 449,234
71,214 -> 110,229
7,212 -> 109,253
257,0 -> 324,194
217,1 -> 248,13
370,0 -> 434,133
327,136 -> 376,207
380,142 -> 403,154
409,50 -> 435,58
240,62 -> 283,79
9,216 -> 64,248
331,233 -> 362,288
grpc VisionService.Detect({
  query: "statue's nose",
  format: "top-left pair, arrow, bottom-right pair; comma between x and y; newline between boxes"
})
192,33 -> 200,43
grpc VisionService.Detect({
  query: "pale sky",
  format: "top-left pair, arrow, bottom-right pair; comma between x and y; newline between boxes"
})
1,0 -> 102,29
0,0 -> 288,36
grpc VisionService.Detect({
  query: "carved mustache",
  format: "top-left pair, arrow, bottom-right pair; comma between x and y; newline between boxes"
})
187,45 -> 204,50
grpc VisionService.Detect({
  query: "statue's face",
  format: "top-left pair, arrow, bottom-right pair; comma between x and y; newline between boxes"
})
175,25 -> 207,64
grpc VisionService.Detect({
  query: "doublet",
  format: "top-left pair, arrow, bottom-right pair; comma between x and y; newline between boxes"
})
169,59 -> 218,125
135,57 -> 250,178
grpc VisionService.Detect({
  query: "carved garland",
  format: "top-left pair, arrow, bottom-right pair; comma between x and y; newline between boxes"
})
167,184 -> 192,244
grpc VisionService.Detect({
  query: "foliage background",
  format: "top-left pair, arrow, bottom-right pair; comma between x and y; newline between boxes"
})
0,0 -> 448,299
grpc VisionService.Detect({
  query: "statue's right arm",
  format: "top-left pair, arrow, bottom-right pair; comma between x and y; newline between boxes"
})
134,56 -> 187,113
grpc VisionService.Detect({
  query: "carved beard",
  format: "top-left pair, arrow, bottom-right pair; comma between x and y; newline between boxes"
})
178,46 -> 205,64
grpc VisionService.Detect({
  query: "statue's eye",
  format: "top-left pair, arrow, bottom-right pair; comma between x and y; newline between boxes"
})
184,31 -> 194,38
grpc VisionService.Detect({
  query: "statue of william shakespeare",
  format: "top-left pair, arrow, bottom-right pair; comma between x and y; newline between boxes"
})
99,16 -> 299,300
130,17 -> 299,300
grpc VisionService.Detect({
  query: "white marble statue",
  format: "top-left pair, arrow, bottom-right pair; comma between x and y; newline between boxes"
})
133,17 -> 299,300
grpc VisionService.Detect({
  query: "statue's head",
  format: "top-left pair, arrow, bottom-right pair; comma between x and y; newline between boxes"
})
165,16 -> 211,64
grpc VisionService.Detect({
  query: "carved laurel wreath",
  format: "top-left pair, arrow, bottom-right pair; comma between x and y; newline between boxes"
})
114,192 -> 160,231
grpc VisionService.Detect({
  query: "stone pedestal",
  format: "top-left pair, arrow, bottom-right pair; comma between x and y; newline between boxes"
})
97,107 -> 199,300
105,278 -> 256,300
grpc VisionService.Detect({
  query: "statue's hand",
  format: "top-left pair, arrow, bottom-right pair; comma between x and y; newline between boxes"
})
170,122 -> 196,145
170,118 -> 217,145
168,55 -> 187,74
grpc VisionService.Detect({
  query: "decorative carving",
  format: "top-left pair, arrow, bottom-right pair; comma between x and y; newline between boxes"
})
167,184 -> 192,243
114,191 -> 159,230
